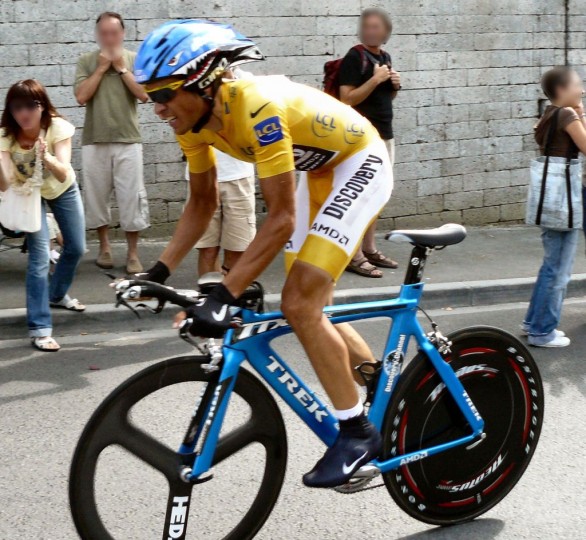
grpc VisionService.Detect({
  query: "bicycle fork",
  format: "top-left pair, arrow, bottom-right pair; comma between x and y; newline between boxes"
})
161,343 -> 241,540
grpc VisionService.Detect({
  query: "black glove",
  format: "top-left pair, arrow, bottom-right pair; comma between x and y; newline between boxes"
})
134,261 -> 170,284
185,283 -> 237,338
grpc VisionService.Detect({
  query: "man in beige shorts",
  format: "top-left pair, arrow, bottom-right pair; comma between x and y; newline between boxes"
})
187,149 -> 256,276
74,11 -> 149,273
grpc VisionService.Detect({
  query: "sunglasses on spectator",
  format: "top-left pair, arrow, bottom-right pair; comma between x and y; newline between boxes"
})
145,79 -> 185,104
9,100 -> 41,113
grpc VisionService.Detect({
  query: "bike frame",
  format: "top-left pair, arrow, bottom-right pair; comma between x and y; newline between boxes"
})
181,248 -> 485,481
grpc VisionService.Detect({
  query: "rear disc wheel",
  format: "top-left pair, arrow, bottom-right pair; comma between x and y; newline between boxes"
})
382,327 -> 544,525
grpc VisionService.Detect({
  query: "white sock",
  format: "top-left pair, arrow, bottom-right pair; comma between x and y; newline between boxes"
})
334,401 -> 364,421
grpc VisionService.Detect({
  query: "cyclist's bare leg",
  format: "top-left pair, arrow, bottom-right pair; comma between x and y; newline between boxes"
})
281,261 -> 359,410
335,323 -> 376,385
321,287 -> 377,386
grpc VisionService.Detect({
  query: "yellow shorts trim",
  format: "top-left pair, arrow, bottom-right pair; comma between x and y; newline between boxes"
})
296,235 -> 351,282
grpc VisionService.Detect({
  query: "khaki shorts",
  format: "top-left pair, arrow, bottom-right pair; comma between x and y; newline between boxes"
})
82,143 -> 150,232
196,176 -> 257,251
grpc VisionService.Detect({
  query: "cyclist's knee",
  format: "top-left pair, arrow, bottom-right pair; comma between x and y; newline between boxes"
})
281,290 -> 322,326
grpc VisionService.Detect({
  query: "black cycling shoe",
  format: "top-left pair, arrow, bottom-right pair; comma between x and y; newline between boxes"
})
303,414 -> 382,488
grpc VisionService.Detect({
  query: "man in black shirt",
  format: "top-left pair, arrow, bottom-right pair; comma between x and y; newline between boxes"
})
339,7 -> 401,277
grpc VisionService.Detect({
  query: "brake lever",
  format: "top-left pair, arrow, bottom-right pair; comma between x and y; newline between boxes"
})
115,293 -> 142,319
135,298 -> 166,314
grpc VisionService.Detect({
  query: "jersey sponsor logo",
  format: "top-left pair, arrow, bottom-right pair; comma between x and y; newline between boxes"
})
344,121 -> 366,144
310,222 -> 350,246
254,116 -> 284,146
311,112 -> 338,138
322,154 -> 383,219
250,102 -> 271,118
292,144 -> 337,171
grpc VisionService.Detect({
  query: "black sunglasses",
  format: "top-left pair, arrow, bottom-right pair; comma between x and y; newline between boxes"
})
9,100 -> 41,113
145,79 -> 186,104
146,87 -> 179,104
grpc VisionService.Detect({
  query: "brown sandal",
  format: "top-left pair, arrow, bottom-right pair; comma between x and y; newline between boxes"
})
364,250 -> 399,269
345,257 -> 383,278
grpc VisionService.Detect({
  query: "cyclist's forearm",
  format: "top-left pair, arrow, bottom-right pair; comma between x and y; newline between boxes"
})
159,199 -> 217,272
223,214 -> 294,298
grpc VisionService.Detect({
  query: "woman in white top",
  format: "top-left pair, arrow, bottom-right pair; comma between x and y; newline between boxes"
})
0,80 -> 86,352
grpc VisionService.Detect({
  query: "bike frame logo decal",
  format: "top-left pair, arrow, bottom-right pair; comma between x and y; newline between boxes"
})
266,355 -> 328,422
237,318 -> 289,340
438,453 -> 505,492
426,364 -> 498,404
400,450 -> 428,466
384,334 -> 406,393
167,496 -> 189,539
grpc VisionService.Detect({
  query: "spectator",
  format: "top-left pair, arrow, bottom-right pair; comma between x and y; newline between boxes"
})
523,67 -> 586,348
186,149 -> 256,277
339,6 -> 400,278
74,11 -> 149,274
0,80 -> 86,352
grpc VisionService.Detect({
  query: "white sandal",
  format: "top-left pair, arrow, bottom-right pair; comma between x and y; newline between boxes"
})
31,336 -> 61,352
50,294 -> 86,312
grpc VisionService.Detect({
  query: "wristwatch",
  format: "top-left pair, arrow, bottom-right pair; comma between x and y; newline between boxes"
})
118,68 -> 128,76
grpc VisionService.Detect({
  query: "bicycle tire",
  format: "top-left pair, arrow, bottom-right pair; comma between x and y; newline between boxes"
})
69,355 -> 288,540
381,326 -> 544,526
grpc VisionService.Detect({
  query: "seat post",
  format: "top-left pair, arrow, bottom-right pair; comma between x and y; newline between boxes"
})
403,245 -> 430,285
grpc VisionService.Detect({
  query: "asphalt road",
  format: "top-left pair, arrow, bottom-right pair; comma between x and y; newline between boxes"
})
0,299 -> 585,539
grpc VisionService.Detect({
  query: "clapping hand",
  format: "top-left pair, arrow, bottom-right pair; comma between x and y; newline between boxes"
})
373,63 -> 391,84
97,51 -> 112,73
390,68 -> 401,89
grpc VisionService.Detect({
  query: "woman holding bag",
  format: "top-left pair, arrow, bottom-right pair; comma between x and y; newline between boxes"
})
524,67 -> 586,347
0,80 -> 86,352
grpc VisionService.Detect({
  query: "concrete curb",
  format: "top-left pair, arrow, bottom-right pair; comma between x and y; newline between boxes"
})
2,274 -> 585,340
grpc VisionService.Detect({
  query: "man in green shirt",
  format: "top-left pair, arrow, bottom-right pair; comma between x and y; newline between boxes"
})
74,11 -> 149,273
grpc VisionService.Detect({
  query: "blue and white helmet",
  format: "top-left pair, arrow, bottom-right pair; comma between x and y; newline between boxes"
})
134,19 -> 264,90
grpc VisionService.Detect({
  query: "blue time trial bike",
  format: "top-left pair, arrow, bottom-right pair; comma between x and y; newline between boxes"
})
69,224 -> 544,539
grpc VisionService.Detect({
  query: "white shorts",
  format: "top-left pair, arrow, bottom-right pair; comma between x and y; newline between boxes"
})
82,143 -> 150,232
285,139 -> 393,281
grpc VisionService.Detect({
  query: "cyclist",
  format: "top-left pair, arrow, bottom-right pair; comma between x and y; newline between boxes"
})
134,20 -> 393,488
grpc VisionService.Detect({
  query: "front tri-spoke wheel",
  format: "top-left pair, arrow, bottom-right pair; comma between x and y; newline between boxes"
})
69,356 -> 288,540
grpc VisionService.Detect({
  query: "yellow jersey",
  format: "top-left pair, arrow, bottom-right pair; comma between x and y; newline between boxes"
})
177,76 -> 380,179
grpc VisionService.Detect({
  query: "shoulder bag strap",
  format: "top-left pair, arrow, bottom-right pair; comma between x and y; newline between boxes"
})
564,126 -> 579,229
536,107 -> 561,226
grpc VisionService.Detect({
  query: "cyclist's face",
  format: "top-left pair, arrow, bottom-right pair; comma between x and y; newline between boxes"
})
146,79 -> 207,135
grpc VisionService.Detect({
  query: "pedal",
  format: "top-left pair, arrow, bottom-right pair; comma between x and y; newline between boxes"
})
356,360 -> 382,406
333,464 -> 381,494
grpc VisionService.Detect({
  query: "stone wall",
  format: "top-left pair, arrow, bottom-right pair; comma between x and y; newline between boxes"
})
1,0 -> 585,236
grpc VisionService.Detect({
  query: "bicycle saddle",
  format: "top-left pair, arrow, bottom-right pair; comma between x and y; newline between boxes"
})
385,223 -> 467,248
